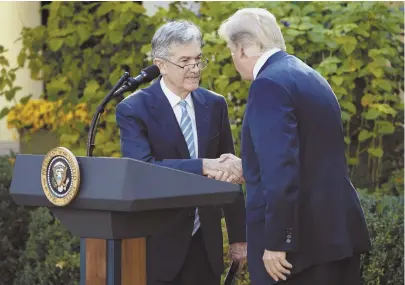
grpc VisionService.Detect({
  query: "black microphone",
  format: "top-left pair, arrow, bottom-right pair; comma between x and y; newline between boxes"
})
113,64 -> 160,96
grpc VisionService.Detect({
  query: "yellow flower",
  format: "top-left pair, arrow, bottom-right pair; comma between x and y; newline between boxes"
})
6,99 -> 91,132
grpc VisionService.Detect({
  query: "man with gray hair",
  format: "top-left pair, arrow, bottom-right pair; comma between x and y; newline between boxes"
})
219,8 -> 371,285
116,20 -> 247,285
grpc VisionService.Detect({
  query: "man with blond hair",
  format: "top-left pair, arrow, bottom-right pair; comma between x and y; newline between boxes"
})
218,8 -> 371,285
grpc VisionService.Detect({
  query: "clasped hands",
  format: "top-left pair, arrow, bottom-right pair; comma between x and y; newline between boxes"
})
202,154 -> 244,184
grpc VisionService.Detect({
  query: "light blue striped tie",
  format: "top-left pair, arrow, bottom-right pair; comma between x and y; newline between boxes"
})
179,99 -> 200,235
179,100 -> 196,159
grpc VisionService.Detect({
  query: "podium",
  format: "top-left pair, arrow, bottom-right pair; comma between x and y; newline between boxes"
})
9,153 -> 242,285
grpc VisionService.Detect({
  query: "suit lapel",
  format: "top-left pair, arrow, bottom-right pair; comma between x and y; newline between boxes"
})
192,89 -> 209,158
146,78 -> 190,158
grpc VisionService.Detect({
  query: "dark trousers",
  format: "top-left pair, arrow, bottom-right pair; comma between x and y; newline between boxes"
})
281,254 -> 361,285
149,230 -> 220,285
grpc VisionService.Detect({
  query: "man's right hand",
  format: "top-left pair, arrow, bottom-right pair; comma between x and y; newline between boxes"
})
202,156 -> 244,184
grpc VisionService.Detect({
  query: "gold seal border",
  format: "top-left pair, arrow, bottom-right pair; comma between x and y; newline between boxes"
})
41,147 -> 81,206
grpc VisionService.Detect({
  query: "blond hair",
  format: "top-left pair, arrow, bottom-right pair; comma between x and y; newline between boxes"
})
218,8 -> 286,57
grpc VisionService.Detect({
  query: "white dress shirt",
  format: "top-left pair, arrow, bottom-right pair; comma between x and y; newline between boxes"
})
253,48 -> 281,79
160,78 -> 199,156
160,78 -> 200,235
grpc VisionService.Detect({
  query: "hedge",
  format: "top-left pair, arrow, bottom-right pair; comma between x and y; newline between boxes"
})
0,156 -> 403,284
0,154 -> 31,285
0,1 -> 403,192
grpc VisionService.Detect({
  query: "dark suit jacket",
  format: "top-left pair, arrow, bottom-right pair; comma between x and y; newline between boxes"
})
242,51 -> 371,274
115,78 -> 246,281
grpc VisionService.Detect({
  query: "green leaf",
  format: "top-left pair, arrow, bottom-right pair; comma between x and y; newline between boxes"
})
361,94 -> 374,107
335,36 -> 357,55
341,111 -> 351,121
370,104 -> 397,116
65,34 -> 79,48
0,77 -> 5,90
215,76 -> 229,94
19,94 -> 32,104
17,51 -> 26,67
376,121 -> 395,134
358,130 -> 373,142
340,101 -> 356,114
0,107 -> 10,119
364,109 -> 379,120
347,157 -> 358,165
60,133 -> 81,143
368,147 -> 384,158
331,75 -> 344,86
97,2 -> 115,17
9,71 -> 16,82
108,30 -> 123,44
73,15 -> 89,23
109,68 -> 123,86
131,3 -> 146,13
77,25 -> 92,43
370,68 -> 384,78
285,29 -> 304,37
46,76 -> 70,97
374,79 -> 392,92
4,90 -> 14,101
373,57 -> 391,67
0,56 -> 9,66
308,30 -> 325,43
49,27 -> 75,37
83,80 -> 100,98
298,23 -> 314,30
48,38 -> 64,52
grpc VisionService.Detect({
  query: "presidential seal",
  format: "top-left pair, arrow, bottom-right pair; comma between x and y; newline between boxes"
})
41,147 -> 80,206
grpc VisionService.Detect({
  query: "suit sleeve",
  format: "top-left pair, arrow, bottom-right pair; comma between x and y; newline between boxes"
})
248,78 -> 300,252
115,100 -> 203,174
217,97 -> 247,244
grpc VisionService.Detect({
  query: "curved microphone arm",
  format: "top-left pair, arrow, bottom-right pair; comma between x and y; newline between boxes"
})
86,72 -> 130,157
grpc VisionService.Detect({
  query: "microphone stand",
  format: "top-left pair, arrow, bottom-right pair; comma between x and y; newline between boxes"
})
224,261 -> 239,285
86,72 -> 130,157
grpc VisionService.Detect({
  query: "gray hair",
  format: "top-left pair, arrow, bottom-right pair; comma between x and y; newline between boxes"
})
151,20 -> 202,59
218,8 -> 286,56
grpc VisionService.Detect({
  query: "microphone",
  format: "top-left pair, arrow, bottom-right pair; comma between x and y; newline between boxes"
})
86,65 -> 159,157
113,64 -> 160,96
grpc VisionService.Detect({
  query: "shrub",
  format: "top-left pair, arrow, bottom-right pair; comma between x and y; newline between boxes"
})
7,99 -> 90,134
222,191 -> 404,285
149,1 -> 404,190
0,155 -> 31,285
1,154 -> 402,284
13,208 -> 80,285
360,191 -> 404,285
1,2 -> 403,188
2,2 -> 154,157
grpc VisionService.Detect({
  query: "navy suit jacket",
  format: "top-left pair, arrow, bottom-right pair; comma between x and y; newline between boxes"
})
242,51 -> 371,272
115,78 -> 246,281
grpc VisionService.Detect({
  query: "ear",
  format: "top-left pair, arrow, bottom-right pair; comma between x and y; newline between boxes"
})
232,44 -> 245,60
154,58 -> 167,75
240,46 -> 248,59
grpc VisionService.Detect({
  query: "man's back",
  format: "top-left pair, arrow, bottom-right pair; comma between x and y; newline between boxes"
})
243,51 -> 371,272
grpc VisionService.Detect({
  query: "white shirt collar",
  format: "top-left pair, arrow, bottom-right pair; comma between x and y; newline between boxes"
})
253,48 -> 281,79
160,77 -> 193,109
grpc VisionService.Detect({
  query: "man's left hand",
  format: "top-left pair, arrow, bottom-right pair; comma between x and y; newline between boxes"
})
263,250 -> 292,282
229,242 -> 247,270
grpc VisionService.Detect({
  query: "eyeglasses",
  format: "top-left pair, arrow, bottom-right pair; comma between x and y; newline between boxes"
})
161,55 -> 209,70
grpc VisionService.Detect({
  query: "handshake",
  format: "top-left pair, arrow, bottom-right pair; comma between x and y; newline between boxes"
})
202,154 -> 244,184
